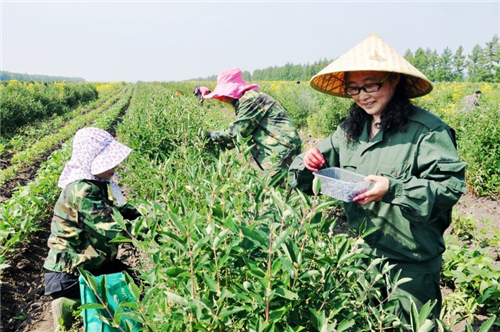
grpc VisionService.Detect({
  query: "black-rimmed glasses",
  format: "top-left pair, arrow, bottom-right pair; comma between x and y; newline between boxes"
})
345,73 -> 391,96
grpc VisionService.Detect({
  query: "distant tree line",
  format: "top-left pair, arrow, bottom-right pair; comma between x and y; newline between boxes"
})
189,71 -> 253,82
252,59 -> 332,81
405,34 -> 499,82
0,71 -> 85,82
194,35 -> 499,83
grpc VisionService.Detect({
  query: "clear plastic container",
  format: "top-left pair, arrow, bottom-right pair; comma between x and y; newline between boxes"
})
313,167 -> 371,202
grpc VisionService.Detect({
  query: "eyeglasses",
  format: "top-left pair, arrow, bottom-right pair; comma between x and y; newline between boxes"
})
345,73 -> 391,96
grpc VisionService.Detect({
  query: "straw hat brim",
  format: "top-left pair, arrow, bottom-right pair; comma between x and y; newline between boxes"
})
310,34 -> 433,98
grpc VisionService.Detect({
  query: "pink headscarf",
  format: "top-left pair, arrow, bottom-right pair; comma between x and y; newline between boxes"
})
58,128 -> 132,195
194,86 -> 211,96
203,68 -> 259,101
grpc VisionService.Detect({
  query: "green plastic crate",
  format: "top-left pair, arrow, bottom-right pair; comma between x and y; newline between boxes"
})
79,271 -> 140,332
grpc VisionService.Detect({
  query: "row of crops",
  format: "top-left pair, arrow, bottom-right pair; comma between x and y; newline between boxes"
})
0,80 -> 498,331
0,80 -> 101,136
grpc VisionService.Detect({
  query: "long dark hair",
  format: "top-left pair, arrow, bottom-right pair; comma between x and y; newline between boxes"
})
342,74 -> 415,142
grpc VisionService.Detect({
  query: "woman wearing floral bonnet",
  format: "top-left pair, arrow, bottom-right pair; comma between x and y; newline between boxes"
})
289,34 -> 467,327
43,127 -> 144,330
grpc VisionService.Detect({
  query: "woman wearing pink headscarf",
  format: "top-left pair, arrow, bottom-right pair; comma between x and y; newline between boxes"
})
203,68 -> 302,184
43,127 -> 144,329
193,85 -> 211,105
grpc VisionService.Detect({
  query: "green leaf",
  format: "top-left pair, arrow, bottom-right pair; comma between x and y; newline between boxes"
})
337,319 -> 355,332
336,239 -> 348,264
417,300 -> 435,325
299,270 -> 321,280
283,241 -> 298,264
410,300 -> 420,330
310,308 -> 327,332
418,320 -> 437,332
361,225 -> 380,238
119,310 -> 144,323
168,212 -> 186,235
165,291 -> 189,306
124,272 -> 141,300
274,287 -> 298,300
109,236 -> 132,243
223,217 -> 239,233
395,277 -> 413,288
279,255 -> 295,275
240,226 -> 267,247
243,257 -> 266,278
213,228 -> 231,249
79,269 -> 99,294
202,273 -> 218,292
113,209 -> 126,229
478,316 -> 497,332
312,177 -> 322,196
219,306 -> 246,318
80,303 -> 106,310
220,288 -> 235,300
165,267 -> 188,277
272,228 -> 291,252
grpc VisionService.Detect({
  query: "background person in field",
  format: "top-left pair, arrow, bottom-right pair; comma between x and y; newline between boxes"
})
43,127 -> 145,330
461,90 -> 482,110
288,34 -> 467,327
202,67 -> 302,184
193,85 -> 211,105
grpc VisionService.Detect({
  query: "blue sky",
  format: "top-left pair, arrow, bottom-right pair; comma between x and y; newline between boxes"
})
2,1 -> 499,82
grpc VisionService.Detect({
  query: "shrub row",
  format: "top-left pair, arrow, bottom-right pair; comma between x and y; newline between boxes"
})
1,80 -> 98,136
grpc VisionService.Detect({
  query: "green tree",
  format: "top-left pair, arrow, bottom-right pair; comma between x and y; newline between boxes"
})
425,48 -> 439,81
289,64 -> 303,81
452,46 -> 467,82
436,47 -> 454,82
483,34 -> 500,82
0,70 -> 85,82
404,49 -> 415,64
467,44 -> 487,82
413,48 -> 429,78
242,70 -> 252,81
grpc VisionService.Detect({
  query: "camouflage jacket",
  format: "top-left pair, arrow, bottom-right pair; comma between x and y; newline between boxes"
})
208,89 -> 302,170
43,179 -> 142,275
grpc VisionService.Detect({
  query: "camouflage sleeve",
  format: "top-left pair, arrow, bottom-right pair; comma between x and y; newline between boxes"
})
77,183 -> 136,239
210,95 -> 267,145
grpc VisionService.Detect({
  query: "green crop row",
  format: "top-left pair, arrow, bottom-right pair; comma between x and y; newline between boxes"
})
0,85 -> 133,187
0,80 -> 99,136
441,212 -> 500,327
0,83 -> 125,158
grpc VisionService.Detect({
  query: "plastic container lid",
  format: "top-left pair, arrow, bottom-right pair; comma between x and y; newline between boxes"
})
313,167 -> 371,202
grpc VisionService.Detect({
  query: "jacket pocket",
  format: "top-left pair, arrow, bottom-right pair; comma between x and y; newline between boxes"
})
437,160 -> 467,173
343,164 -> 358,173
378,163 -> 411,179
437,160 -> 467,193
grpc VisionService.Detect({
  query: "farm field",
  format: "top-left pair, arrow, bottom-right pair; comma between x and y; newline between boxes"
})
0,81 -> 499,332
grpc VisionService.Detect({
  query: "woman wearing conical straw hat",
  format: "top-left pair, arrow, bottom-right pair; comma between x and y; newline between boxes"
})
289,34 -> 467,327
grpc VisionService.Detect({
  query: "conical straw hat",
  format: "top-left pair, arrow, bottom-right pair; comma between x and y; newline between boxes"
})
310,34 -> 433,98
